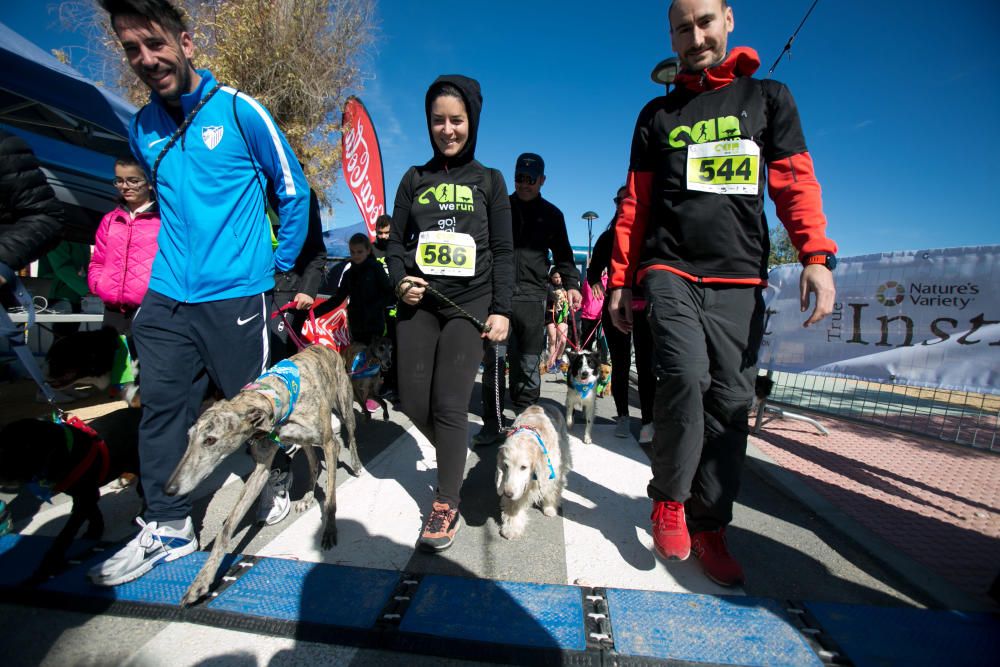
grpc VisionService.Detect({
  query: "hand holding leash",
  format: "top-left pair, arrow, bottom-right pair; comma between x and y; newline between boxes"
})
397,276 -> 427,305
482,314 -> 509,342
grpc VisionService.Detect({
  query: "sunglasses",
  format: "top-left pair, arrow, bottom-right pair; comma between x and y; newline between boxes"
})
112,177 -> 147,188
514,173 -> 538,185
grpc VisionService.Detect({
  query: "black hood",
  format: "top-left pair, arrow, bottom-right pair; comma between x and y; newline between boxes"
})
424,74 -> 482,168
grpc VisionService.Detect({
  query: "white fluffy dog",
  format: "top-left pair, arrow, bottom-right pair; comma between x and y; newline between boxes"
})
496,403 -> 572,540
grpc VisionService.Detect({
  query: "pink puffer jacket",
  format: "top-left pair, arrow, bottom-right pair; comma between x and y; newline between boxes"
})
88,205 -> 161,310
579,271 -> 606,321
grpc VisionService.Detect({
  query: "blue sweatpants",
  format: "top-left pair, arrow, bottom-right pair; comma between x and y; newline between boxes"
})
133,290 -> 270,522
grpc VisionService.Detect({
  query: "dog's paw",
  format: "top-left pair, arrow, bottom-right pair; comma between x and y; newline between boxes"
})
542,505 -> 558,517
181,576 -> 211,606
321,526 -> 338,549
499,524 -> 523,540
583,434 -> 593,444
295,492 -> 315,513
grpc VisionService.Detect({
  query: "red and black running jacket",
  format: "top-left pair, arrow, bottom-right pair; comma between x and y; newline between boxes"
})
609,47 -> 837,289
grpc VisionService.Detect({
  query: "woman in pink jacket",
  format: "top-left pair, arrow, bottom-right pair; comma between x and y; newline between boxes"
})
88,156 -> 160,334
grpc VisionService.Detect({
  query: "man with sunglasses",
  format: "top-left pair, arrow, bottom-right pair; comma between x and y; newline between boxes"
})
474,152 -> 581,446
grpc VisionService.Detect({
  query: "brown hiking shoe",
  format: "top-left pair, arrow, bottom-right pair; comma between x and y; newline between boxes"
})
418,501 -> 462,552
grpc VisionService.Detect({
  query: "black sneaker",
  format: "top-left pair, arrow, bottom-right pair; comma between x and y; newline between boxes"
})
417,501 -> 462,552
472,428 -> 505,447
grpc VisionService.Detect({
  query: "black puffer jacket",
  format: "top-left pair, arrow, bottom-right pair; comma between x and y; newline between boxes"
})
0,130 -> 63,278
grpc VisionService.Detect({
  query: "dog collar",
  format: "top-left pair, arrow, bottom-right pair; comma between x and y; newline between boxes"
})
511,425 -> 556,481
247,360 -> 301,425
349,350 -> 381,379
30,415 -> 110,503
572,378 -> 597,399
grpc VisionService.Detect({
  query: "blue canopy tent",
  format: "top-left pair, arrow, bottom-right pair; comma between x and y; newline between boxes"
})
0,21 -> 136,243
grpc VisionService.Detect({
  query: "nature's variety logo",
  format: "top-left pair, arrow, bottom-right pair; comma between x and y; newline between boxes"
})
876,281 -> 905,306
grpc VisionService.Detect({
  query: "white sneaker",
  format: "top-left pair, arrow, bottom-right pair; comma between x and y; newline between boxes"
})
88,517 -> 197,586
614,415 -> 630,438
639,422 -> 655,444
257,469 -> 293,526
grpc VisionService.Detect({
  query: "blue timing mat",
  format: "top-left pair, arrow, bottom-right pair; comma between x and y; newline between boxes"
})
806,601 -> 1000,667
208,556 -> 399,629
3,534 -> 997,666
400,575 -> 587,651
607,588 -> 823,666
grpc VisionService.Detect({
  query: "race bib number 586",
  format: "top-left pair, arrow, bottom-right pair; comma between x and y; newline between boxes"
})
416,230 -> 477,277
686,139 -> 760,195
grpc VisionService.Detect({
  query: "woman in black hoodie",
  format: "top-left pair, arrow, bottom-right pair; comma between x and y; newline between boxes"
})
386,75 -> 513,552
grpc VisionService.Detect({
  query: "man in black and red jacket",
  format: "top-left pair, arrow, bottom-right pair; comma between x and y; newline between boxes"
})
608,0 -> 837,587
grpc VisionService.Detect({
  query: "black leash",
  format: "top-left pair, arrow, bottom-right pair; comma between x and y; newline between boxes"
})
150,83 -> 222,190
397,279 -> 491,333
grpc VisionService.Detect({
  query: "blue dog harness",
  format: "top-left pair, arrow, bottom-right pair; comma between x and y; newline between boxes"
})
572,377 -> 597,399
244,359 -> 301,425
510,425 -> 556,481
349,350 -> 381,379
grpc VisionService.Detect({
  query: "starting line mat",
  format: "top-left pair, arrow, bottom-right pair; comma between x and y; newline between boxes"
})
1,535 -> 997,666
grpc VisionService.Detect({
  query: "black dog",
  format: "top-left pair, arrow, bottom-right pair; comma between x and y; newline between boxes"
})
0,407 -> 143,580
46,326 -> 139,406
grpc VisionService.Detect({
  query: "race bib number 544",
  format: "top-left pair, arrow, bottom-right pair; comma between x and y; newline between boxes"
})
686,139 -> 760,195
416,231 -> 477,277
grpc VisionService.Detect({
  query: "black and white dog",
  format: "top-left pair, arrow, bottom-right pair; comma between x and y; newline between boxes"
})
565,348 -> 601,444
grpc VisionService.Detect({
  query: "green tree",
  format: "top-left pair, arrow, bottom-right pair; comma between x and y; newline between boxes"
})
768,224 -> 797,269
59,0 -> 376,203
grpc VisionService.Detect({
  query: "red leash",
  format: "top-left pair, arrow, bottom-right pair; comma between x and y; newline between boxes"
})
270,302 -> 311,351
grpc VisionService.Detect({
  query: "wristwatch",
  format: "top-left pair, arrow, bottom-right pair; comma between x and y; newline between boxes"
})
801,252 -> 837,271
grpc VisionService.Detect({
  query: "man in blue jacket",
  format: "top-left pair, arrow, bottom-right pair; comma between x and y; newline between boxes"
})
90,0 -> 308,586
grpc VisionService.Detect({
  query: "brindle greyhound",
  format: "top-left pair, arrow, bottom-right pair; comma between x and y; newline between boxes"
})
165,344 -> 358,606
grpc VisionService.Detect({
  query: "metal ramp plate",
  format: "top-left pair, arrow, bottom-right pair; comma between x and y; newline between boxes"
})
805,601 -> 1000,667
399,574 -> 586,651
208,556 -> 399,629
607,588 -> 822,666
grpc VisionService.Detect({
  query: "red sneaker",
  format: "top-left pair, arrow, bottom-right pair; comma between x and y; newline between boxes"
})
651,500 -> 690,561
691,528 -> 745,586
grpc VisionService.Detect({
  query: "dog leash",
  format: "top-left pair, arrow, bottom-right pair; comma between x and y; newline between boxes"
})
509,425 -> 556,480
270,302 -> 312,351
397,280 -> 491,334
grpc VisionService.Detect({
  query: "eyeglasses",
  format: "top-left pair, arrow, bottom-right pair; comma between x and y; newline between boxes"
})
112,177 -> 147,188
514,173 -> 537,185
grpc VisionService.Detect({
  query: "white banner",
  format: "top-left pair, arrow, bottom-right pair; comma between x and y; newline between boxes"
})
760,246 -> 1000,395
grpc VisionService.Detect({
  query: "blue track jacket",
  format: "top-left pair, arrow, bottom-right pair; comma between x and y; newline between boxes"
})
129,70 -> 308,303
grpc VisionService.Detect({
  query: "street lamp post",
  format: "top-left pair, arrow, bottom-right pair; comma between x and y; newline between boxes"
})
650,56 -> 680,92
581,210 -> 599,262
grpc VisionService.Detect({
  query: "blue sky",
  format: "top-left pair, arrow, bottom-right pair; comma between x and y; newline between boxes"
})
3,1 -> 999,258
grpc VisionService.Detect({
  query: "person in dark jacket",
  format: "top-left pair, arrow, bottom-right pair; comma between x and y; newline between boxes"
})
0,130 -> 63,294
259,186 -> 328,526
473,152 -> 581,445
386,74 -> 513,552
269,187 -> 328,362
608,0 -> 837,587
322,233 -> 393,344
588,186 -> 656,442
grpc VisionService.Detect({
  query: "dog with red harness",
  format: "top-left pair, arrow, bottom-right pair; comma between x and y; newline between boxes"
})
0,407 -> 143,580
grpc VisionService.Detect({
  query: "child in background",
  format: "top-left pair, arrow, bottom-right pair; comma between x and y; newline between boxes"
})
322,233 -> 394,345
544,269 -> 570,373
89,156 -> 160,336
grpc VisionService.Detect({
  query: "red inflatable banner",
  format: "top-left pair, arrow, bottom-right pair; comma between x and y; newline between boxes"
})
341,96 -> 386,241
301,298 -> 352,352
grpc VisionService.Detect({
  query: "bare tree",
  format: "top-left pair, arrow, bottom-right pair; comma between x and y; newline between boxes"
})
58,0 -> 376,202
768,224 -> 797,269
